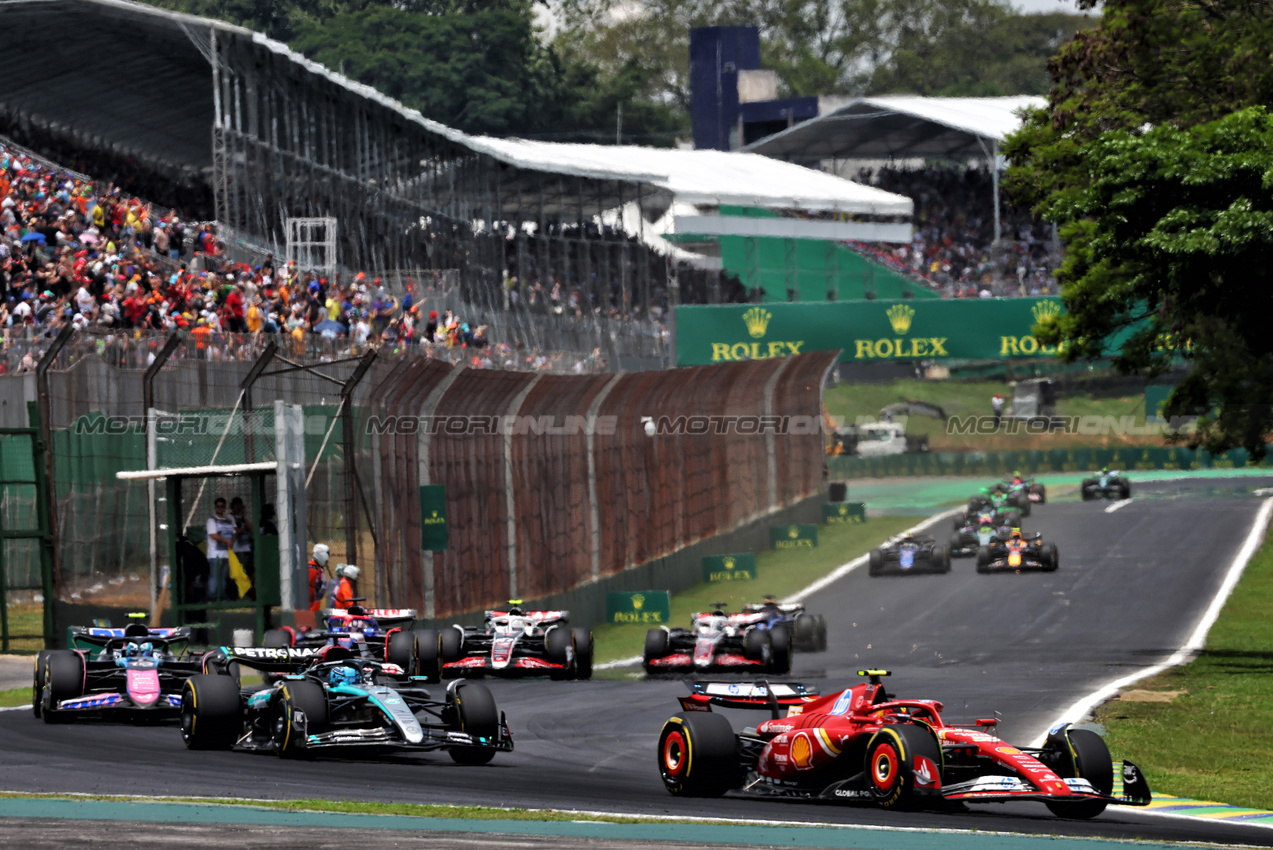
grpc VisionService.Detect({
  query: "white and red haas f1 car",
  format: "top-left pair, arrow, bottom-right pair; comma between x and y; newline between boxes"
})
417,602 -> 593,680
643,605 -> 792,676
657,670 -> 1151,819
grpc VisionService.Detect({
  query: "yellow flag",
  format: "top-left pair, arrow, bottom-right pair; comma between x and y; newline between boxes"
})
227,551 -> 252,598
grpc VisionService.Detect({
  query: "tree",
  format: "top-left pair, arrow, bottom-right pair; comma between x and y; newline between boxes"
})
1004,0 -> 1273,457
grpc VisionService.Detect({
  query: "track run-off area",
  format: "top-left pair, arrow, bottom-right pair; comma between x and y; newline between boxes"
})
4,475 -> 1273,848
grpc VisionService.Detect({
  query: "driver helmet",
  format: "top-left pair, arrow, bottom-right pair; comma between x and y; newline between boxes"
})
312,543 -> 330,567
1101,466 -> 1109,474
506,599 -> 524,616
329,666 -> 360,686
123,641 -> 140,657
138,641 -> 153,656
901,533 -> 916,545
1008,528 -> 1023,541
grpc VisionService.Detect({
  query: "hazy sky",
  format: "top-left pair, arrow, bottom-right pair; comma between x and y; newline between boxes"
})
1014,0 -> 1090,14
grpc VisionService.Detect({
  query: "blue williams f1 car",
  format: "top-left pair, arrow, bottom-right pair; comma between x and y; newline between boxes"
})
33,616 -> 212,722
182,644 -> 513,764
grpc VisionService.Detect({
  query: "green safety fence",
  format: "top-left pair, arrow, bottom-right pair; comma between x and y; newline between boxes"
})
828,446 -> 1272,479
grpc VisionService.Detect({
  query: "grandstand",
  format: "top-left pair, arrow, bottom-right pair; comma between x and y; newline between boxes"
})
745,96 -> 1061,297
0,0 -> 913,332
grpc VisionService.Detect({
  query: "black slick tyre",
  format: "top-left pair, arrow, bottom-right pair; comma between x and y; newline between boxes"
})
1043,543 -> 1060,572
439,627 -> 463,664
449,682 -> 500,765
571,628 -> 594,680
868,548 -> 885,576
387,629 -> 416,674
768,624 -> 791,674
1045,729 -> 1113,819
937,545 -> 952,574
975,546 -> 992,574
414,629 -> 442,682
643,628 -> 669,673
657,712 -> 739,796
743,628 -> 770,663
42,651 -> 84,724
546,626 -> 573,680
1036,484 -> 1048,504
274,679 -> 328,758
32,649 -> 50,718
794,614 -> 816,651
181,674 -> 241,749
816,615 -> 828,652
864,724 -> 942,810
948,532 -> 964,557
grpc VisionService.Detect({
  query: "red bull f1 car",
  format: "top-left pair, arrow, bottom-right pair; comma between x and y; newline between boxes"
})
419,603 -> 593,680
33,617 -> 213,722
656,671 -> 1151,819
643,604 -> 791,675
181,644 -> 513,763
975,530 -> 1059,573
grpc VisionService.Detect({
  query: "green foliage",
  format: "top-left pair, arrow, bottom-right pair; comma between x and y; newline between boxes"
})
1005,0 -> 1273,458
868,11 -> 1095,97
554,0 -> 1093,113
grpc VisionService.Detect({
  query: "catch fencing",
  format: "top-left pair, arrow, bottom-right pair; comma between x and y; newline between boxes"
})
368,351 -> 835,618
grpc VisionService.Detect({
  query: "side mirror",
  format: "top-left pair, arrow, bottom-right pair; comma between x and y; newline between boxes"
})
976,718 -> 997,727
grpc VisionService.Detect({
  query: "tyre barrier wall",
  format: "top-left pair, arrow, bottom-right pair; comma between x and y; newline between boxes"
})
828,445 -> 1272,479
369,351 -> 836,619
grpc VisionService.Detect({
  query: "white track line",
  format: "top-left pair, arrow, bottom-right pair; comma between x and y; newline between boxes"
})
1030,497 -> 1273,747
1104,499 -> 1132,514
0,705 -> 28,712
597,507 -> 963,670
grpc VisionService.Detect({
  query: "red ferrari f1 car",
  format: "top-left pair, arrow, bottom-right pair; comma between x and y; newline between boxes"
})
656,671 -> 1150,819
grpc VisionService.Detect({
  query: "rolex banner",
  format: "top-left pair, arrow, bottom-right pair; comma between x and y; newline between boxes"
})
674,298 -> 1065,365
703,553 -> 758,583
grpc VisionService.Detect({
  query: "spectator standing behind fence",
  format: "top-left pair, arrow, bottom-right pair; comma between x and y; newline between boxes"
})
230,496 -> 255,601
992,394 -> 1004,427
205,497 -> 235,603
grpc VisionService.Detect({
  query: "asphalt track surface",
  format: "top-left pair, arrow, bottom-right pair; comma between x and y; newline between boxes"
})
4,475 -> 1273,847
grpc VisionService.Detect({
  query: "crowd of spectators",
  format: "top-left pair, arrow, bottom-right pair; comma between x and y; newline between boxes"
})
0,142 -> 616,374
847,165 -> 1063,298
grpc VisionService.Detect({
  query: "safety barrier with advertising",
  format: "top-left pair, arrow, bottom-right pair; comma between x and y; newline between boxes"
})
770,524 -> 819,549
675,298 -> 1065,365
822,502 -> 866,524
828,446 -> 1272,479
605,591 -> 671,625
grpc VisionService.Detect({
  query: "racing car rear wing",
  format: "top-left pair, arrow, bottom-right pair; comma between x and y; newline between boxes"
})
679,680 -> 820,717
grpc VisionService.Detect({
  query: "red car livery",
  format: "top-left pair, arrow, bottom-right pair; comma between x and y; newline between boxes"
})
657,670 -> 1151,820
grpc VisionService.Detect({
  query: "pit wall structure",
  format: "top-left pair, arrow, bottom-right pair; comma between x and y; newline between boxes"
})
369,351 -> 836,620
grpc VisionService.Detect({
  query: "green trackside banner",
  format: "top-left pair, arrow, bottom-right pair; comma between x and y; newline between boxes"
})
771,524 -> 819,550
674,297 -> 1065,365
703,553 -> 758,583
419,484 -> 449,550
606,591 -> 672,625
823,502 -> 866,524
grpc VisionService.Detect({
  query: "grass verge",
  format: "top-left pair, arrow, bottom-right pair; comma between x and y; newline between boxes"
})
592,514 -> 919,666
0,687 -> 26,707
1096,522 -> 1273,810
823,378 -> 1160,452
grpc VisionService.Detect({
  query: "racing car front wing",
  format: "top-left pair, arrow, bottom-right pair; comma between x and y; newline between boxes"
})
292,711 -> 515,754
